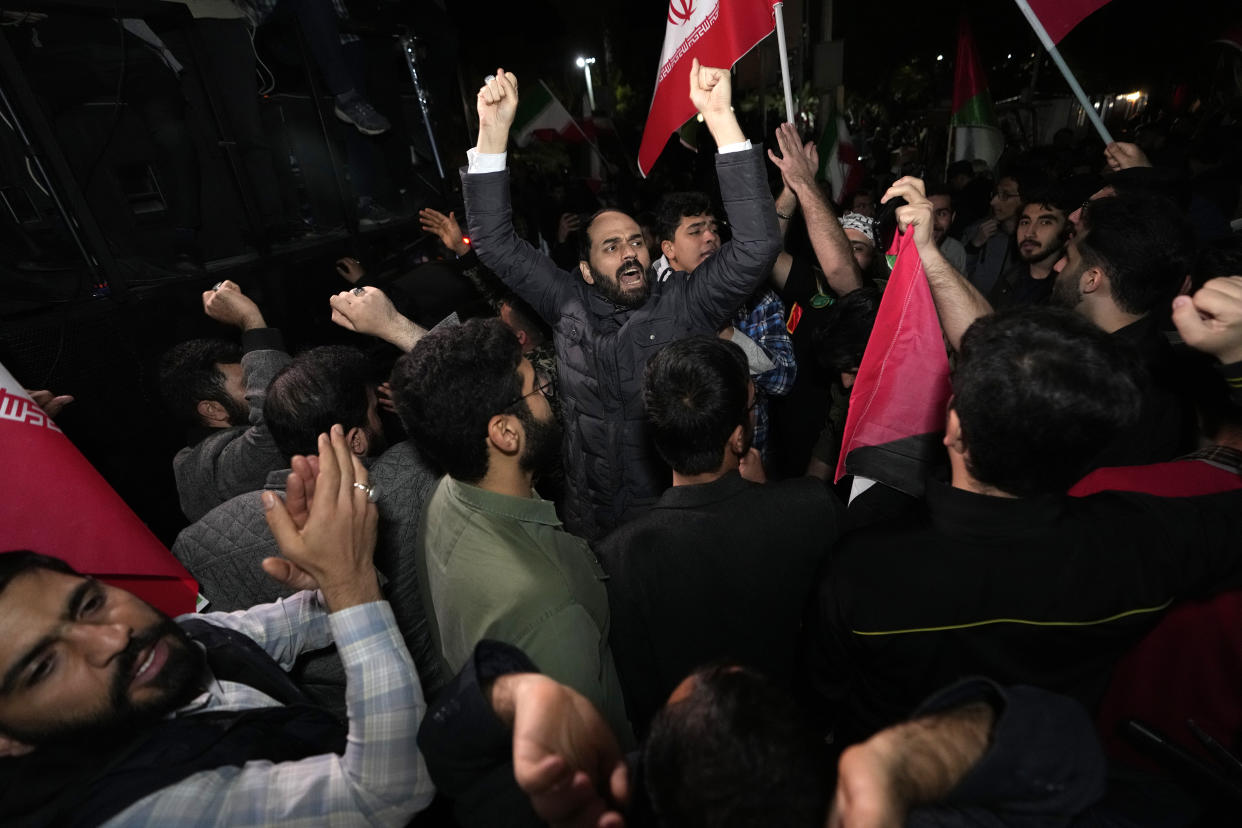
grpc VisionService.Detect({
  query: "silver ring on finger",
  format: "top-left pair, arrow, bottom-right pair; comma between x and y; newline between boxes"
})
352,481 -> 379,502
351,286 -> 366,296
484,74 -> 496,84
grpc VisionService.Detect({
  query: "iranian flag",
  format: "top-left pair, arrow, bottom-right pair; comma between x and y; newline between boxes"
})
817,108 -> 863,205
1020,0 -> 1112,44
835,222 -> 951,495
950,15 -> 1003,169
512,80 -> 584,147
638,0 -> 780,176
0,363 -> 198,617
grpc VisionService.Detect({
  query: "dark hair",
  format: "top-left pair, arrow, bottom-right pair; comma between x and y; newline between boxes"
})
924,183 -> 954,207
1019,183 -> 1074,215
390,318 -> 523,482
954,306 -> 1143,496
643,337 -> 749,475
1078,192 -> 1194,315
640,665 -> 827,828
158,339 -> 242,428
0,551 -> 76,598
656,192 -> 713,244
1107,166 -> 1192,211
265,346 -> 374,460
812,286 -> 881,374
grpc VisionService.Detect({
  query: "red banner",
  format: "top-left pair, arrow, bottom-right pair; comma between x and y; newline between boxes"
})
0,366 -> 198,617
835,228 -> 952,495
638,0 -> 778,176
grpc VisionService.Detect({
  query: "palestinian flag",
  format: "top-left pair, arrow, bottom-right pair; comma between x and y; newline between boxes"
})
512,81 -> 585,147
835,222 -> 951,496
950,16 -> 1003,168
817,104 -> 863,205
0,363 -> 199,616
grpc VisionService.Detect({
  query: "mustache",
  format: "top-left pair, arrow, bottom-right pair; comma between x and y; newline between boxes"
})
110,619 -> 177,701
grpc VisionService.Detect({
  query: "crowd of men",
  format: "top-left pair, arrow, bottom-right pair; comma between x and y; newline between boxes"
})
4,55 -> 1242,828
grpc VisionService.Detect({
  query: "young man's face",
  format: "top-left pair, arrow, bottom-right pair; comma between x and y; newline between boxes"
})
662,213 -> 720,273
843,229 -> 875,271
1016,202 -> 1068,264
1051,235 -> 1089,310
0,569 -> 205,746
928,195 -> 954,245
989,177 -> 1021,224
581,211 -> 652,308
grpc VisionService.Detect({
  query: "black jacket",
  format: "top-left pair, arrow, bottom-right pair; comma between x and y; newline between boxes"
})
593,471 -> 844,732
463,149 -> 780,539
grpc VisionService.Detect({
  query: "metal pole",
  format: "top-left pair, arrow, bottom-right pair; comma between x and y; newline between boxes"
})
583,61 -> 596,112
1011,0 -> 1112,143
773,2 -> 795,123
400,34 -> 447,181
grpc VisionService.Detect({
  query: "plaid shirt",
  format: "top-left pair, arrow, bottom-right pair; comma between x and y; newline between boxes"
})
734,288 -> 796,457
108,592 -> 433,827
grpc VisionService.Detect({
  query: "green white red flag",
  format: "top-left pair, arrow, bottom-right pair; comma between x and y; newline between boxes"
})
638,0 -> 780,176
951,16 -> 1003,168
816,106 -> 863,205
512,80 -> 585,146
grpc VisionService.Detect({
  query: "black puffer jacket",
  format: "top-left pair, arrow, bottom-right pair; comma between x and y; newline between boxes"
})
464,148 -> 780,539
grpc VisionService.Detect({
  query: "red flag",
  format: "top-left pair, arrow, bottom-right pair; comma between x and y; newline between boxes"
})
0,364 -> 198,617
1022,0 -> 1112,44
834,228 -> 952,495
638,0 -> 778,176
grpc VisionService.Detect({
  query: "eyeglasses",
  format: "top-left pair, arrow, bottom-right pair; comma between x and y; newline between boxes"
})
503,373 -> 556,410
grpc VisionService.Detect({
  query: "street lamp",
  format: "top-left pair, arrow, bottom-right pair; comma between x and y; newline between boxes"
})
576,56 -> 597,112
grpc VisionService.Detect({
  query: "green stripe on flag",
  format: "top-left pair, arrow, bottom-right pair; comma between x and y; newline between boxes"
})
951,91 -> 996,127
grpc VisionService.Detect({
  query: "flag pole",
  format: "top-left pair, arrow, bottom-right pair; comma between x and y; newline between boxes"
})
1011,0 -> 1113,143
773,2 -> 795,123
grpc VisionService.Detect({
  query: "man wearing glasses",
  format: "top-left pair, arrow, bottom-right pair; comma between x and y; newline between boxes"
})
391,319 -> 633,748
963,175 -> 1022,296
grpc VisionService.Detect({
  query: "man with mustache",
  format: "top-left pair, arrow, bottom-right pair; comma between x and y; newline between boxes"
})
462,61 -> 780,539
0,428 -> 434,826
988,190 -> 1073,310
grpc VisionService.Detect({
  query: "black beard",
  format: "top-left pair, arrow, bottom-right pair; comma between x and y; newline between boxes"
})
516,402 -> 564,479
590,259 -> 651,309
5,616 -> 207,746
219,394 -> 251,427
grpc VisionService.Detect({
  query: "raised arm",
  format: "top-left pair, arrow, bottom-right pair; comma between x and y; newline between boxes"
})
329,286 -> 427,352
681,61 -> 780,328
768,123 -> 862,296
883,177 -> 993,351
463,69 -> 576,324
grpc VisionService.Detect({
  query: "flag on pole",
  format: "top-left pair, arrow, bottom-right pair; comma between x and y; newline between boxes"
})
638,0 -> 780,176
512,80 -> 584,146
0,364 -> 198,617
951,16 -> 1004,169
835,226 -> 952,495
1022,0 -> 1112,44
816,106 -> 863,205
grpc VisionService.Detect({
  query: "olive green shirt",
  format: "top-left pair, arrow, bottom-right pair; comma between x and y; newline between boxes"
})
417,476 -> 632,743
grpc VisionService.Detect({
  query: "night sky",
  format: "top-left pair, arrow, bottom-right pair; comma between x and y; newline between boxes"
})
445,0 -> 1240,111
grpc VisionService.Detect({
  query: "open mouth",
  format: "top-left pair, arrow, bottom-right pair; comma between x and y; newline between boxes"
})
130,639 -> 168,690
618,264 -> 644,287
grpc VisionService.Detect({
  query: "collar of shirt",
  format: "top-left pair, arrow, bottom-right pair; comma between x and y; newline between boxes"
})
925,479 -> 1065,539
446,476 -> 562,526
